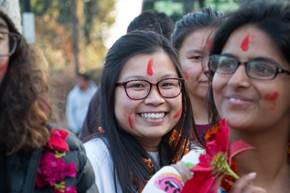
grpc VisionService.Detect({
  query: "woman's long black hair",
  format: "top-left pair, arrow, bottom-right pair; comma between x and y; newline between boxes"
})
99,31 -> 193,192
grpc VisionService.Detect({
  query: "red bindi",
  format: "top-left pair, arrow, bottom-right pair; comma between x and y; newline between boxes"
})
173,109 -> 182,119
264,91 -> 279,102
240,35 -> 251,52
146,58 -> 154,76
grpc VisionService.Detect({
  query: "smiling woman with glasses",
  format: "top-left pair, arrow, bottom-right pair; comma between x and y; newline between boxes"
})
206,1 -> 290,192
84,31 -> 193,193
142,1 -> 290,193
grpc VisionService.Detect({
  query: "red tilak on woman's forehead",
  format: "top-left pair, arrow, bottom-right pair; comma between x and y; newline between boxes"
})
240,35 -> 251,52
147,58 -> 154,76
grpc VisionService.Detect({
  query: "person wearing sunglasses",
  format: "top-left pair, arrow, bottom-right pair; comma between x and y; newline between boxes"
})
84,31 -> 193,193
143,1 -> 290,193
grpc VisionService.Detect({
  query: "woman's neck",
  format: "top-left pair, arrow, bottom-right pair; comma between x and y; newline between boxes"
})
136,136 -> 160,152
190,96 -> 210,125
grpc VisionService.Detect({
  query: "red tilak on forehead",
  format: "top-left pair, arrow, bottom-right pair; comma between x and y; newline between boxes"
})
147,58 -> 154,76
128,114 -> 133,129
240,35 -> 251,52
173,109 -> 182,119
264,91 -> 279,101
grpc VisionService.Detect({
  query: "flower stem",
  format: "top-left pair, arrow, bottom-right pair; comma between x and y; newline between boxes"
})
225,165 -> 239,180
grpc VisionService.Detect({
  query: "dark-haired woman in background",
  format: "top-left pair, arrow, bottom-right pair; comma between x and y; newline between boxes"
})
171,8 -> 222,143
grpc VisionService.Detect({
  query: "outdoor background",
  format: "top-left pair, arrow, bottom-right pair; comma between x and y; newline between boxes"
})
19,0 -> 280,125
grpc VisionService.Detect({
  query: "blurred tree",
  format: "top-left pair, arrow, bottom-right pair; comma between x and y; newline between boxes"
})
24,0 -> 115,74
142,0 -> 239,21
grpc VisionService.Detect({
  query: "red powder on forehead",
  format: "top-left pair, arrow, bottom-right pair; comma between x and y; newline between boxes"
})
240,35 -> 251,52
173,109 -> 182,119
0,63 -> 8,79
128,114 -> 133,129
147,58 -> 154,76
264,91 -> 279,101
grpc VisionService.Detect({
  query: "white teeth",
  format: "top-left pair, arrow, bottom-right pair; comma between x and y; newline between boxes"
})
141,113 -> 165,119
229,98 -> 243,102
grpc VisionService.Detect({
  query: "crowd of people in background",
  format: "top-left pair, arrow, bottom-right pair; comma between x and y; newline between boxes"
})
0,0 -> 290,193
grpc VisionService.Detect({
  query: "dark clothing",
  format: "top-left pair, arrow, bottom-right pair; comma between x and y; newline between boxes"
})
80,90 -> 101,141
0,130 -> 98,193
194,124 -> 212,144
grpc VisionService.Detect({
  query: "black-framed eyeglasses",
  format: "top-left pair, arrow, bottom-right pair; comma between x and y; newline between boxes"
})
116,78 -> 183,100
0,31 -> 20,57
209,54 -> 290,80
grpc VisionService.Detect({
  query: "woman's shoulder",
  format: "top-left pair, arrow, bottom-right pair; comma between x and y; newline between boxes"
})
84,137 -> 111,164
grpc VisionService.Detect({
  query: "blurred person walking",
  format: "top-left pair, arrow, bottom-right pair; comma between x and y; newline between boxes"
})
66,73 -> 97,136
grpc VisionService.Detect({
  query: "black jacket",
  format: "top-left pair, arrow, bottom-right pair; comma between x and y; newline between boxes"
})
0,130 -> 98,193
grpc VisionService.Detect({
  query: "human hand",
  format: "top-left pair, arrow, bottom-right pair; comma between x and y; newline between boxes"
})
230,173 -> 267,193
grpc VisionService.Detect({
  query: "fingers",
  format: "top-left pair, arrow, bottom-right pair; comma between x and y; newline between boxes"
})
230,172 -> 267,193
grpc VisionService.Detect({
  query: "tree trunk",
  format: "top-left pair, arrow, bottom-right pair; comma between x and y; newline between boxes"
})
71,0 -> 80,74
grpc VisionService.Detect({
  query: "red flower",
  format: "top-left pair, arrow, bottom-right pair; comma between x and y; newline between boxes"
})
182,119 -> 254,193
48,129 -> 69,152
36,152 -> 76,187
36,128 -> 77,193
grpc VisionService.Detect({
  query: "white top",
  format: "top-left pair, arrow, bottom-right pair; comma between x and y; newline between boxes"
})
84,138 -> 161,193
84,138 -> 122,193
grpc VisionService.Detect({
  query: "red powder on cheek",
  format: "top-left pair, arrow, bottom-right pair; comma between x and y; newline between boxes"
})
206,39 -> 213,51
128,114 -> 133,129
0,63 -> 8,79
183,71 -> 189,80
146,58 -> 154,76
240,35 -> 251,52
264,91 -> 279,101
173,109 -> 182,119
264,92 -> 279,111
